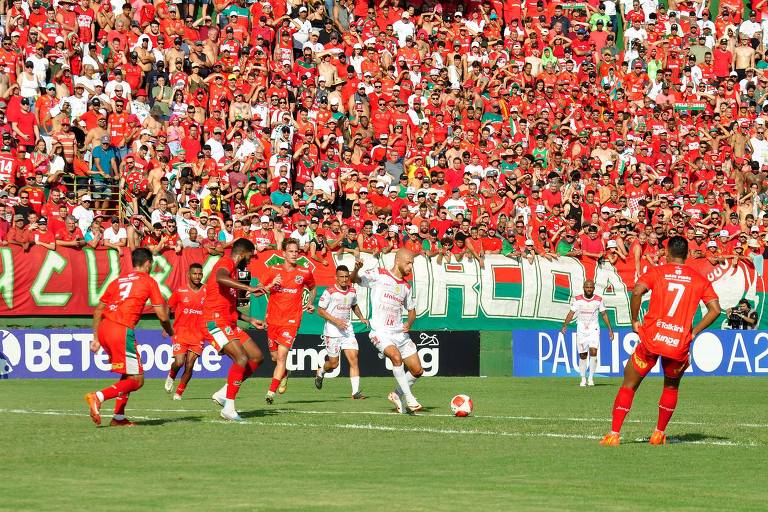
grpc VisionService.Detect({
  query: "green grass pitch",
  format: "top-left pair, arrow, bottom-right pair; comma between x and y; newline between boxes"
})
1,376 -> 765,511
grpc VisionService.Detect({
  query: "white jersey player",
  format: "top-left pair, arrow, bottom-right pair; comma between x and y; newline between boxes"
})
561,279 -> 614,387
350,249 -> 424,413
315,265 -> 370,399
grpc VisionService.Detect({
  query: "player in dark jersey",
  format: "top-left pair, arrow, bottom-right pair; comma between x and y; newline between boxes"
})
601,236 -> 721,446
85,248 -> 173,427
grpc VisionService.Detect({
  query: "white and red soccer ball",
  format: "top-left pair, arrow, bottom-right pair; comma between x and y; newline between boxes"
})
450,394 -> 473,417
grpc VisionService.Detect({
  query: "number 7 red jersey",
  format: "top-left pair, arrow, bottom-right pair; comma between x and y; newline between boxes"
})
100,271 -> 166,328
637,263 -> 719,360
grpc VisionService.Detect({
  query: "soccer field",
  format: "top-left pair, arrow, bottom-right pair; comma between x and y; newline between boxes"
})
1,376 -> 765,511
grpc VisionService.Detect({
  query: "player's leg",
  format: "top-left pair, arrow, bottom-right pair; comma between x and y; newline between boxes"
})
382,344 -> 409,413
399,350 -> 424,412
587,346 -> 599,386
344,349 -> 365,399
241,336 -> 265,381
601,344 -> 653,445
650,357 -> 688,445
165,350 -> 186,393
111,374 -> 145,426
316,336 -> 340,390
174,351 -> 199,400
218,336 -> 249,421
266,344 -> 290,404
578,351 -> 588,386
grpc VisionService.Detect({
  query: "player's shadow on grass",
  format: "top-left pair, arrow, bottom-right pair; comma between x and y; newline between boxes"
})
239,409 -> 288,418
285,399 -> 343,404
134,415 -> 204,427
672,433 -> 731,443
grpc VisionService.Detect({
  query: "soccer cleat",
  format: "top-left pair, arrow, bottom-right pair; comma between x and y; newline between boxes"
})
405,395 -> 423,413
164,376 -> 174,393
314,372 -> 324,390
599,433 -> 621,446
387,391 -> 404,414
84,393 -> 102,426
211,390 -> 226,408
278,371 -> 290,394
351,392 -> 367,400
580,378 -> 587,387
173,394 -> 182,401
587,377 -> 595,387
220,409 -> 243,422
109,418 -> 135,427
649,430 -> 668,445
265,391 -> 275,404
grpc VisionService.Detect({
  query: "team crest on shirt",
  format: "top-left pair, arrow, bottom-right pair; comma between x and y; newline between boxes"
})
295,275 -> 304,284
394,285 -> 402,295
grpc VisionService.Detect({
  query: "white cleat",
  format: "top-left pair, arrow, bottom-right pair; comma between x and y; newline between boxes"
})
212,390 -> 226,407
220,408 -> 243,422
587,378 -> 595,387
387,391 -> 404,414
405,395 -> 423,413
580,378 -> 587,387
173,394 -> 182,401
164,377 -> 174,393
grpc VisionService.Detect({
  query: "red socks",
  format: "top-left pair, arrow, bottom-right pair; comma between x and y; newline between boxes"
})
656,387 -> 679,432
269,378 -> 281,393
243,360 -> 261,380
226,363 -> 246,400
175,384 -> 186,396
114,395 -> 128,415
611,386 -> 636,433
168,367 -> 179,380
100,378 -> 141,401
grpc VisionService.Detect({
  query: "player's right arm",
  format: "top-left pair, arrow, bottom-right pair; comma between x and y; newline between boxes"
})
349,259 -> 365,284
91,302 -> 106,353
215,266 -> 264,295
629,281 -> 649,334
147,277 -> 173,337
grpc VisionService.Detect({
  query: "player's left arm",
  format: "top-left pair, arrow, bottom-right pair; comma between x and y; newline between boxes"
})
692,283 -> 721,337
403,308 -> 416,332
238,310 -> 265,329
91,301 -> 106,353
352,303 -> 369,327
304,282 -> 317,313
561,310 -> 575,334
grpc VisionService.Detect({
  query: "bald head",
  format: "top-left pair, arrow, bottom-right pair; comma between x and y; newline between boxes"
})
583,279 -> 595,298
393,248 -> 415,278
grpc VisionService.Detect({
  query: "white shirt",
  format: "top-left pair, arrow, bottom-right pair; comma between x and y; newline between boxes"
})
102,226 -> 127,244
204,137 -> 225,161
289,228 -> 312,249
318,285 -> 357,337
72,205 -> 94,233
358,267 -> 414,334
740,19 -> 762,38
443,197 -> 468,217
65,94 -> 89,120
391,19 -> 415,47
313,175 -> 335,196
569,294 -> 606,333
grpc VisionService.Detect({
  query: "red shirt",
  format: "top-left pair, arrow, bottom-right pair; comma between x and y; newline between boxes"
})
262,264 -> 316,328
168,286 -> 205,340
202,256 -> 239,323
637,263 -> 718,360
100,271 -> 165,328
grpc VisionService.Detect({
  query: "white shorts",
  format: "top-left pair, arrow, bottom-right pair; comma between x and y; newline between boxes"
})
576,331 -> 600,352
369,330 -> 417,359
324,334 -> 358,358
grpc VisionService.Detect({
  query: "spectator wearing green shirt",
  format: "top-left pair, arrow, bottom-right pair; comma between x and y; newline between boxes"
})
556,230 -> 583,256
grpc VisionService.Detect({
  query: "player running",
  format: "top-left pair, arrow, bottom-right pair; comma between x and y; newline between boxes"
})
350,249 -> 424,413
164,263 -> 205,400
204,238 -> 271,421
561,279 -> 614,387
600,236 -> 720,446
314,265 -> 370,399
261,238 -> 316,404
85,248 -> 173,427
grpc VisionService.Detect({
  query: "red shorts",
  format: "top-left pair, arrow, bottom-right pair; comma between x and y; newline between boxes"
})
172,334 -> 204,357
202,320 -> 250,353
631,342 -> 689,378
267,324 -> 299,352
98,318 -> 143,375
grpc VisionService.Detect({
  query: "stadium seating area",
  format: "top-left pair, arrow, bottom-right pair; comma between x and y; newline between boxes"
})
0,0 -> 767,276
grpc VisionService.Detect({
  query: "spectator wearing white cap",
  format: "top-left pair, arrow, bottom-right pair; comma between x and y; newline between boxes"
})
269,143 -> 294,180
291,6 -> 313,50
391,10 -> 416,47
72,194 -> 95,233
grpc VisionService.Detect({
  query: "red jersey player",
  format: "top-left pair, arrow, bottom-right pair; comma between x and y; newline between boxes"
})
261,238 -> 316,404
163,263 -> 205,400
85,248 -> 173,427
601,236 -> 720,446
205,238 -> 274,421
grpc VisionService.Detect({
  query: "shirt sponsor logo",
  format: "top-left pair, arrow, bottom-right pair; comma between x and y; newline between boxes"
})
652,332 -> 680,347
656,320 -> 684,333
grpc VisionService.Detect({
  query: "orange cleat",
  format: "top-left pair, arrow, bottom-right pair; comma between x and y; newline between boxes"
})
109,418 -> 136,427
84,393 -> 102,426
649,430 -> 667,445
599,433 -> 621,446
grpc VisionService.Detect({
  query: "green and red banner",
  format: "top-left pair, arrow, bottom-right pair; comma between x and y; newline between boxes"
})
0,247 -> 765,334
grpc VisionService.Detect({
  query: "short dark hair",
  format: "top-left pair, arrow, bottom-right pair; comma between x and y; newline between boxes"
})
336,265 -> 350,273
131,248 -> 153,267
282,237 -> 300,250
232,237 -> 255,254
189,263 -> 203,271
667,235 -> 688,259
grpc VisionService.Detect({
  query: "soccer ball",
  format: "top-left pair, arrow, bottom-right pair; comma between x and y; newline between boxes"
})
450,394 -> 473,417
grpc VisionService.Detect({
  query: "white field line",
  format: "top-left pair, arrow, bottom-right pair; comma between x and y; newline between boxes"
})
0,408 -> 760,447
81,407 -> 768,429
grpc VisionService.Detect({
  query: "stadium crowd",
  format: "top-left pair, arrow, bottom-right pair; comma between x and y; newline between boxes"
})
0,0 -> 767,277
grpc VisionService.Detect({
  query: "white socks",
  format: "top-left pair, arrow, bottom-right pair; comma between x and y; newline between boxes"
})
392,365 -> 413,398
223,399 -> 236,413
215,383 -> 227,397
395,371 -> 418,395
96,391 -> 105,402
578,358 -> 587,378
589,356 -> 598,377
317,367 -> 326,377
350,376 -> 360,394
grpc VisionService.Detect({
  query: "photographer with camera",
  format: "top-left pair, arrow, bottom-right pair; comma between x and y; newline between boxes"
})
726,299 -> 758,330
